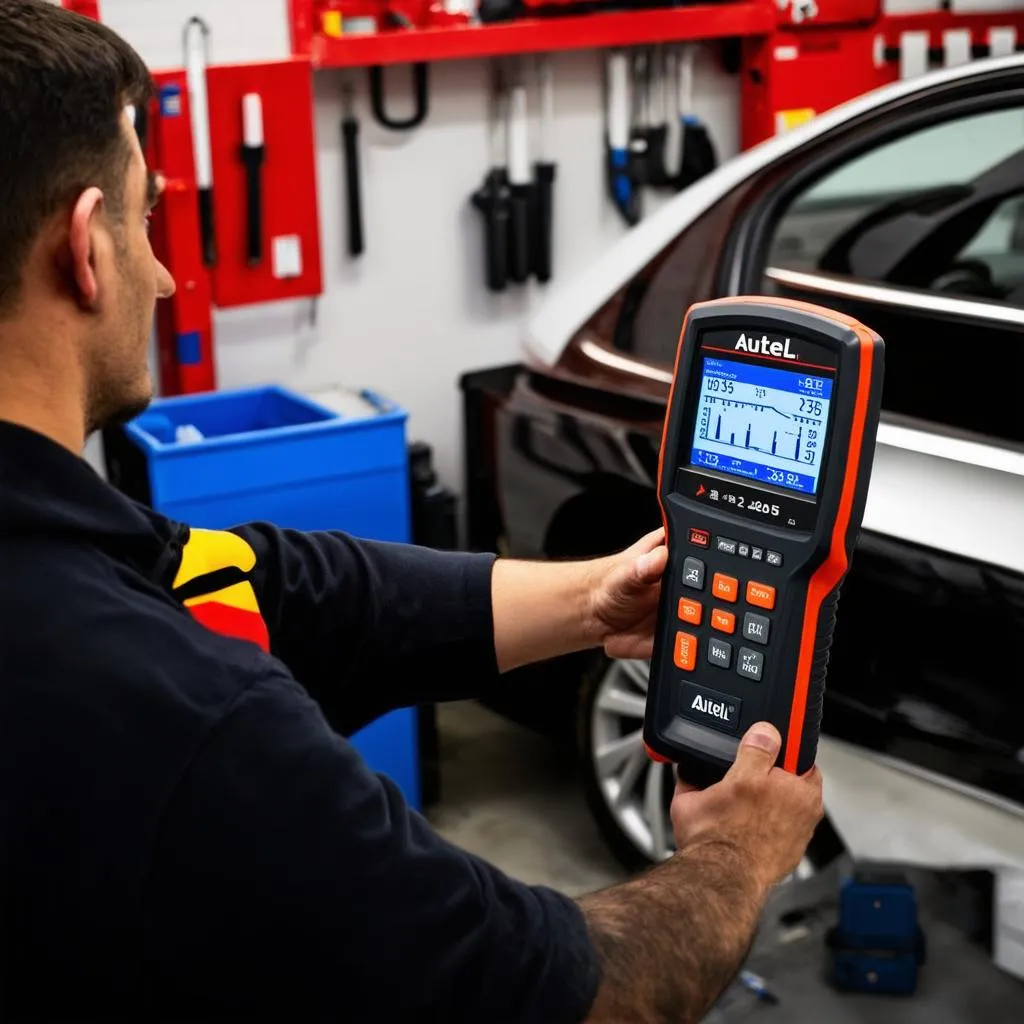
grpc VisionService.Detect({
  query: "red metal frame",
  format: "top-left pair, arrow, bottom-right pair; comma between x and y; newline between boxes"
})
290,0 -> 776,67
60,0 -> 100,20
742,9 -> 1024,149
146,72 -> 218,396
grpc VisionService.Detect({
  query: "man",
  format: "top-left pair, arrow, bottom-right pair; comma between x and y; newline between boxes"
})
0,3 -> 823,1021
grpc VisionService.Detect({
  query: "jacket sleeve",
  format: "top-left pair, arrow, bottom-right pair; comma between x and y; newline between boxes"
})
143,670 -> 601,1023
232,522 -> 500,732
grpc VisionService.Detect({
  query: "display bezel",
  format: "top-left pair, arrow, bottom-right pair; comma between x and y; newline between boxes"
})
674,327 -> 840,532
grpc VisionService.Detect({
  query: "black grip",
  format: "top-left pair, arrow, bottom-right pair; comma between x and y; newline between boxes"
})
240,144 -> 265,266
531,162 -> 555,283
197,186 -> 216,267
645,124 -> 668,188
342,118 -> 364,257
794,586 -> 841,775
470,168 -> 510,292
508,183 -> 532,284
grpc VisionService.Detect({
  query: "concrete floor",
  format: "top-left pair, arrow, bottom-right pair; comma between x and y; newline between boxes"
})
426,700 -> 1024,1022
428,700 -> 627,897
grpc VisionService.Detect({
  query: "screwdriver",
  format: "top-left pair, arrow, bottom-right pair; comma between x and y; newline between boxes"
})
506,60 -> 532,284
341,77 -> 364,258
606,50 -> 639,227
471,61 -> 511,292
531,55 -> 556,283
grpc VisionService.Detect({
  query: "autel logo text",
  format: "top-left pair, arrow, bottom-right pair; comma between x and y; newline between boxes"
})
734,333 -> 798,360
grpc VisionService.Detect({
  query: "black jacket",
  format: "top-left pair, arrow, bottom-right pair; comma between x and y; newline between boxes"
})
0,422 -> 600,1021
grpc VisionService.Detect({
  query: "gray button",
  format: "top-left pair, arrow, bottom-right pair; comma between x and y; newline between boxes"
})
737,543 -> 750,558
767,550 -> 783,567
707,637 -> 732,668
680,681 -> 742,734
751,547 -> 764,561
737,648 -> 764,681
716,537 -> 738,555
742,612 -> 771,646
682,557 -> 706,590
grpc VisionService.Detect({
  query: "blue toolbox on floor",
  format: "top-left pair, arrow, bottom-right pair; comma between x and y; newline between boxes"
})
110,385 -> 421,808
826,869 -> 927,995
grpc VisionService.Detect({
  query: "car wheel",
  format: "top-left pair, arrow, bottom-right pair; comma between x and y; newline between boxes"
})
578,656 -> 675,871
578,656 -> 846,874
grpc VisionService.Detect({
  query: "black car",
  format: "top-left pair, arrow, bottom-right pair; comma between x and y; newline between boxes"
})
462,54 -> 1024,874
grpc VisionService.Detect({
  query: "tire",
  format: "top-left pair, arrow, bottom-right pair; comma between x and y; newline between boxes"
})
577,655 -> 846,874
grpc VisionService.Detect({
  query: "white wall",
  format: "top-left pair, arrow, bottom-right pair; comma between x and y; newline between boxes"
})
97,0 -> 741,490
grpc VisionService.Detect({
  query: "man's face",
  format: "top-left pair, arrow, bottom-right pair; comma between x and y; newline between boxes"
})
84,114 -> 174,433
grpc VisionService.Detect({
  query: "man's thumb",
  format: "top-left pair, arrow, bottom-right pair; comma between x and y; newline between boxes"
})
632,545 -> 668,585
728,722 -> 782,780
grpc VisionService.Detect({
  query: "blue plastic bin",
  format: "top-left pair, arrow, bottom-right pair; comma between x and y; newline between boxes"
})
124,385 -> 420,807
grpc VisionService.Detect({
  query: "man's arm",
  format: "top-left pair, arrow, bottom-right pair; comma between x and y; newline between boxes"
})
491,530 -> 667,672
579,725 -> 824,1024
232,522 -> 666,729
234,523 -> 501,732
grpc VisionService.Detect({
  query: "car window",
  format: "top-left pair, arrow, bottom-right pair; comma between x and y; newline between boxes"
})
766,107 -> 1024,302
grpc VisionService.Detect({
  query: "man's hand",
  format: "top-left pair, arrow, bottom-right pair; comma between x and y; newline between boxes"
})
580,724 -> 823,1024
586,528 -> 668,660
673,722 -> 824,886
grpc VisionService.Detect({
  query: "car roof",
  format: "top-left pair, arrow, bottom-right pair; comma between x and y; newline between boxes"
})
524,52 -> 1024,367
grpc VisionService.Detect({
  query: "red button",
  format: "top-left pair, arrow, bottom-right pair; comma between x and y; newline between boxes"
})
689,528 -> 710,547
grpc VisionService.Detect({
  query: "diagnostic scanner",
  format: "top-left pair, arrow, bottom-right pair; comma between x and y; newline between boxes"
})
643,297 -> 884,787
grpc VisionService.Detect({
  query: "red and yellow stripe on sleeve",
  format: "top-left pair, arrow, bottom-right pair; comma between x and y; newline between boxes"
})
173,528 -> 270,653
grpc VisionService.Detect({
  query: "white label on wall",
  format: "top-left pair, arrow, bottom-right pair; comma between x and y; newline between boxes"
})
272,236 -> 303,280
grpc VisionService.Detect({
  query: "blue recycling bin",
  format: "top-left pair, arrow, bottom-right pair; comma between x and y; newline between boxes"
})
123,385 -> 420,808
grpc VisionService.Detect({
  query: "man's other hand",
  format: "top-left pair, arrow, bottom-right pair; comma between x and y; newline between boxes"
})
672,722 -> 824,888
586,528 -> 668,659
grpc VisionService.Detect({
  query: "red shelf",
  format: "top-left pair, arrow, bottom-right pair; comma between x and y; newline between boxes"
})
299,3 -> 774,69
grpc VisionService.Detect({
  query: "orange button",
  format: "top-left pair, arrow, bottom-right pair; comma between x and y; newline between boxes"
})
677,597 -> 703,626
712,573 -> 739,603
746,581 -> 777,610
673,631 -> 698,671
711,608 -> 736,634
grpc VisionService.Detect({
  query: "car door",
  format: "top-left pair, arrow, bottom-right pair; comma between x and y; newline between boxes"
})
545,63 -> 1024,804
723,82 -> 1024,804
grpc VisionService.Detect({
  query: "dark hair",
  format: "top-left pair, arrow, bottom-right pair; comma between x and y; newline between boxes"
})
0,1 -> 153,315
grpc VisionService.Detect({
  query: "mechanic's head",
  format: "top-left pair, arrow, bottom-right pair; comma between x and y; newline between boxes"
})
0,1 -> 175,443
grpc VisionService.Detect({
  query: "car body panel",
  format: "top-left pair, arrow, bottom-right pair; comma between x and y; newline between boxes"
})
461,55 -> 1024,848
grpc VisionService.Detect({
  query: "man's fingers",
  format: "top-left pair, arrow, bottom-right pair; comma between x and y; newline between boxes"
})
727,722 -> 782,781
632,544 -> 668,585
605,635 -> 655,660
631,527 -> 666,554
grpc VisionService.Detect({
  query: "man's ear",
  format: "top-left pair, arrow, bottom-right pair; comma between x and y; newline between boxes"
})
67,187 -> 106,311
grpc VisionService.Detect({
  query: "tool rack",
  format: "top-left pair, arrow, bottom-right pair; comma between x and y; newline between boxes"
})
288,0 -> 775,67
63,0 -> 1024,395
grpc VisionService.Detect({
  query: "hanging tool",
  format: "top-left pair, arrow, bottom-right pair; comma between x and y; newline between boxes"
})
368,9 -> 430,133
606,50 -> 639,227
471,61 -> 511,292
240,93 -> 266,267
628,50 -> 651,190
184,17 -> 216,267
645,47 -> 670,189
531,55 -> 556,283
368,62 -> 430,130
630,47 -> 670,191
674,44 -> 718,191
341,77 -> 364,257
662,47 -> 682,183
506,60 -> 532,284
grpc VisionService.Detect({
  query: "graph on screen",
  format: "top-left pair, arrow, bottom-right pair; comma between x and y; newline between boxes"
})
689,357 -> 833,496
